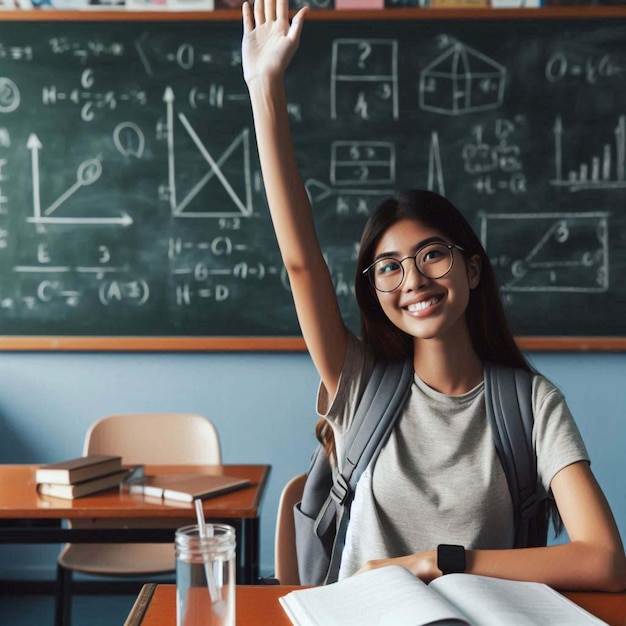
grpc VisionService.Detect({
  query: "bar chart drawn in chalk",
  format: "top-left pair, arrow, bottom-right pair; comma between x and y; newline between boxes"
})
162,87 -> 252,219
25,133 -> 133,226
420,38 -> 506,116
551,115 -> 626,192
481,212 -> 609,293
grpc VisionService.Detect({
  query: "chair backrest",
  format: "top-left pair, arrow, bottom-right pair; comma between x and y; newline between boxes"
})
83,413 -> 221,465
275,473 -> 306,585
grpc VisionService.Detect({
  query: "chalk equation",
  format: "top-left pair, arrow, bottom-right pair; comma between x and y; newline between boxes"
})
545,52 -> 625,85
330,38 -> 399,121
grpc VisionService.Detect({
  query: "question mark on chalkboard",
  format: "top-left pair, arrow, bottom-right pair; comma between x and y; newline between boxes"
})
358,42 -> 372,69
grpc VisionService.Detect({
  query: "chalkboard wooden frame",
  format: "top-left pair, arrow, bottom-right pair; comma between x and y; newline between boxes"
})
0,8 -> 625,352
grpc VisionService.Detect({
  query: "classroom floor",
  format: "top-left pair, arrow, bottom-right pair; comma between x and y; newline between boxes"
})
0,593 -> 137,626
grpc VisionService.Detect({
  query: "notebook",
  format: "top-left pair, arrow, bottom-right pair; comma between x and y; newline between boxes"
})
130,474 -> 251,503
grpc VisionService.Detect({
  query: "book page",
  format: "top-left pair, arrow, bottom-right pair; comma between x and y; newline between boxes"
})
279,565 -> 468,626
430,574 -> 608,626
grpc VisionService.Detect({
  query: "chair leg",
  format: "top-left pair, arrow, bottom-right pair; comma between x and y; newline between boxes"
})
55,562 -> 72,626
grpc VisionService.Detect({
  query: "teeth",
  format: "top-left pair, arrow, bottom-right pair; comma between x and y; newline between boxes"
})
407,297 -> 439,312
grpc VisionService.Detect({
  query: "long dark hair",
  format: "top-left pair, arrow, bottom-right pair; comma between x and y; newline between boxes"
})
354,189 -> 533,372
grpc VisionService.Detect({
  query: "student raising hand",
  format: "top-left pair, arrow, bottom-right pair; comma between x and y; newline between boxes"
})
242,0 -> 349,396
242,0 -> 626,594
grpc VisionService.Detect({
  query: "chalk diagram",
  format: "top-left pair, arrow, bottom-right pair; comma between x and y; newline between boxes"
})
162,87 -> 252,219
330,141 -> 395,186
420,38 -> 506,116
427,132 -> 446,196
551,115 -> 626,192
330,39 -> 399,121
0,77 -> 20,113
305,140 -> 395,215
481,212 -> 609,293
26,132 -> 132,226
427,120 -> 527,197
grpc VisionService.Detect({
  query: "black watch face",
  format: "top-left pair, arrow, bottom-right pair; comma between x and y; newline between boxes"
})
437,544 -> 465,574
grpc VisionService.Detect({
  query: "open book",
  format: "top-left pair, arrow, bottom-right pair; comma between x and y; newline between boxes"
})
279,565 -> 608,626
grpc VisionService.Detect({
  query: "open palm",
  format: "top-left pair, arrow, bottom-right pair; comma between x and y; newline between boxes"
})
242,0 -> 308,84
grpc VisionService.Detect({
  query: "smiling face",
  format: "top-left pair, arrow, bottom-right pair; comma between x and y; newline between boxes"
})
372,218 -> 481,345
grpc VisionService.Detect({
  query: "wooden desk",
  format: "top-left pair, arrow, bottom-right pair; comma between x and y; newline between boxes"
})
126,583 -> 626,626
0,464 -> 270,584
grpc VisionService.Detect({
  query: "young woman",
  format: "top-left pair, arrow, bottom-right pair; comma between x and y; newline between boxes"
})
242,0 -> 626,591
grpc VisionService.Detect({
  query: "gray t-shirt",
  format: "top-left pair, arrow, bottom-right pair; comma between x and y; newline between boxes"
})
317,334 -> 589,580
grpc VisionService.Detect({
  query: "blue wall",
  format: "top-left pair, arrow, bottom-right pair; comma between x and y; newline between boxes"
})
0,349 -> 624,579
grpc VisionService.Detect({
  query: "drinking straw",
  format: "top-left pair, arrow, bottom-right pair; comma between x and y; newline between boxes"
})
194,498 -> 224,610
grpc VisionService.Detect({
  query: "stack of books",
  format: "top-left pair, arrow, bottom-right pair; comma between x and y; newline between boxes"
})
35,454 -> 130,500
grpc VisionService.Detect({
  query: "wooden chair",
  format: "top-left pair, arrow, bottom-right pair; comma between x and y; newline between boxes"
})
274,473 -> 306,585
55,413 -> 221,626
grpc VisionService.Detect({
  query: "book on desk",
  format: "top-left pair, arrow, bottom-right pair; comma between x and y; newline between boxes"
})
35,454 -> 134,500
35,454 -> 123,484
37,468 -> 132,499
279,565 -> 609,626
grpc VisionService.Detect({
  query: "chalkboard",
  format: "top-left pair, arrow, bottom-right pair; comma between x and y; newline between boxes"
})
0,9 -> 625,351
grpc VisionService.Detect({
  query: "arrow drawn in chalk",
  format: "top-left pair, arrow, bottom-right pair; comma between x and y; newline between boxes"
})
27,133 -> 132,225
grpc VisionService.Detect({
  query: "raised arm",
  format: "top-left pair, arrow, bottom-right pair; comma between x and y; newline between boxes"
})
242,0 -> 348,396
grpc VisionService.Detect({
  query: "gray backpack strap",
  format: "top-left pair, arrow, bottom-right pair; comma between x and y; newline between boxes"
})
484,362 -> 542,547
322,358 -> 413,584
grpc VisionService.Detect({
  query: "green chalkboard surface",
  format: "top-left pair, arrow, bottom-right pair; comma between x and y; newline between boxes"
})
0,9 -> 625,350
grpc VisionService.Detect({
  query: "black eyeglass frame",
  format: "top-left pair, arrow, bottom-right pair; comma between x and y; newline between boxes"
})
362,242 -> 466,293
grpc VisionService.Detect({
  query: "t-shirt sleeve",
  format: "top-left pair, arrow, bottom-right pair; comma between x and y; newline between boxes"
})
316,332 -> 376,435
532,375 -> 590,494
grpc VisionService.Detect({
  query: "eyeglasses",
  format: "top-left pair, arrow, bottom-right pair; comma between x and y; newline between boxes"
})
362,242 -> 465,293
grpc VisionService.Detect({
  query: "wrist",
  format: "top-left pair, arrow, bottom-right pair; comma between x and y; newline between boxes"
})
246,76 -> 288,111
245,72 -> 286,94
407,550 -> 439,583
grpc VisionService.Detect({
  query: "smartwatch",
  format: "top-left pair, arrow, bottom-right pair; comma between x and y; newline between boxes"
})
437,544 -> 466,575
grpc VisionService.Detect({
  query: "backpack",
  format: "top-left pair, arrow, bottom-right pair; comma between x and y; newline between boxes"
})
293,360 -> 550,586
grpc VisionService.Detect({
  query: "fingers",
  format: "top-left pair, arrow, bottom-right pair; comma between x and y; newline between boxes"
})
242,1 -> 254,34
254,0 -> 265,25
288,6 -> 308,43
264,0 -> 276,22
243,0 -> 306,33
275,0 -> 288,22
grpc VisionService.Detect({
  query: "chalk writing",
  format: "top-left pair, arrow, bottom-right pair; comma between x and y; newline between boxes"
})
0,16 -> 623,341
